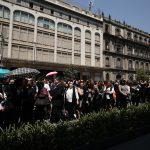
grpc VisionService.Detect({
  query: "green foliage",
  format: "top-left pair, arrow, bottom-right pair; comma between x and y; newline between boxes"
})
136,69 -> 149,81
63,64 -> 79,81
1,104 -> 150,150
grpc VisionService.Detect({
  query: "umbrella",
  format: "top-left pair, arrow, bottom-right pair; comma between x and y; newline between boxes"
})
6,67 -> 40,78
46,71 -> 58,77
0,68 -> 10,78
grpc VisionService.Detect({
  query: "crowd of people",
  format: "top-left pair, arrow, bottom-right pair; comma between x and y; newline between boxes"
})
0,76 -> 150,127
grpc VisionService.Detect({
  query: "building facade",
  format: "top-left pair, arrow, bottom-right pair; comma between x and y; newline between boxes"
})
103,17 -> 150,80
0,0 -> 150,81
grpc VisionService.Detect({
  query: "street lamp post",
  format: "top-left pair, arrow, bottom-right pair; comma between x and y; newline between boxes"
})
0,32 -> 4,66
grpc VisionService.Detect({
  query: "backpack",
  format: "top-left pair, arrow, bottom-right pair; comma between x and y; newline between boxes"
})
35,87 -> 49,106
39,87 -> 48,98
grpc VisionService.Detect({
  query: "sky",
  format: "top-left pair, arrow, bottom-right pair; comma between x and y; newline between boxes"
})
67,0 -> 150,34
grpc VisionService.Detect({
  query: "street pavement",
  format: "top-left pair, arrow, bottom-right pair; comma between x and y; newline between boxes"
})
106,133 -> 150,150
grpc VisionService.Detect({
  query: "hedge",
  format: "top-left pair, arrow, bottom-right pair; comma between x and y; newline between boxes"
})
1,104 -> 150,150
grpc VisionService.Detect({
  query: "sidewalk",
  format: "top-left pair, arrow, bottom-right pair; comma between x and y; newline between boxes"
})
106,133 -> 150,150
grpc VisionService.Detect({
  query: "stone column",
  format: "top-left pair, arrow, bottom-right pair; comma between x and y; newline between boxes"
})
54,21 -> 58,63
7,8 -> 14,58
100,30 -> 103,68
72,26 -> 74,64
91,29 -> 95,66
81,27 -> 85,65
33,15 -> 38,61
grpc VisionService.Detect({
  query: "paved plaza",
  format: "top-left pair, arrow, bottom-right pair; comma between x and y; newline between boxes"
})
107,133 -> 150,150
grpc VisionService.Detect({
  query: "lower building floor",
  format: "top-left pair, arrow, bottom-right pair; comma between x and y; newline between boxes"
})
2,58 -> 149,81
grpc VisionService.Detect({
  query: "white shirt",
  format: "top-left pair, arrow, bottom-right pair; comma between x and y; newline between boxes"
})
44,83 -> 50,92
66,87 -> 79,103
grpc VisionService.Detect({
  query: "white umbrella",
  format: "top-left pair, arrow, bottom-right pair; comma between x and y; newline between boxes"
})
6,67 -> 40,78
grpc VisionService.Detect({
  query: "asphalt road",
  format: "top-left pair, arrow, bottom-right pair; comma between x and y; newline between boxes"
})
106,133 -> 150,150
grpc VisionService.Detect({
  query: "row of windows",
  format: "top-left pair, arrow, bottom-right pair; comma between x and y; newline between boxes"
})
0,3 -> 100,32
105,41 -> 150,58
105,24 -> 150,45
0,5 -> 101,41
11,44 -> 82,65
105,57 -> 149,70
15,0 -> 100,29
127,32 -> 150,44
13,11 -> 101,39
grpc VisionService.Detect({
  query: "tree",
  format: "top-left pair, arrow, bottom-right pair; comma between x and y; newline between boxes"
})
136,69 -> 149,81
63,64 -> 79,81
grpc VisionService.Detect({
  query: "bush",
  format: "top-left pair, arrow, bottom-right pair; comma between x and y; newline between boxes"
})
1,104 -> 150,150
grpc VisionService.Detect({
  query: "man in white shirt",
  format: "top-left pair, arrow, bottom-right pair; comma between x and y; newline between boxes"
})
65,81 -> 79,119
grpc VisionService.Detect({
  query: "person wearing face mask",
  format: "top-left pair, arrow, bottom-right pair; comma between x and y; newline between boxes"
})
65,81 -> 79,120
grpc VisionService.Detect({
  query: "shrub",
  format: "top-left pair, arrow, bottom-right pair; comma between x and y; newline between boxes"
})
1,104 -> 150,150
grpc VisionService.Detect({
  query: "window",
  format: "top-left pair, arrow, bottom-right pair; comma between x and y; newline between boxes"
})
105,24 -> 109,33
115,44 -> 122,53
116,58 -> 121,68
17,0 -> 21,3
105,57 -> 110,67
139,36 -> 143,42
135,61 -> 139,69
29,15 -> 34,24
128,46 -> 132,55
40,6 -> 44,11
29,3 -> 33,8
69,16 -> 71,21
105,40 -> 109,50
128,60 -> 133,69
74,27 -> 81,37
87,22 -> 89,26
0,5 -> 10,19
57,23 -> 72,34
59,12 -> 62,17
95,33 -> 100,42
140,62 -> 144,69
14,11 -> 35,25
144,38 -> 147,43
43,19 -> 49,29
115,28 -> 121,36
14,11 -> 20,21
38,17 -> 55,30
127,32 -> 131,39
85,30 -> 91,39
21,12 -> 28,23
134,34 -> 138,41
106,73 -> 110,81
51,10 -> 54,15
146,63 -> 149,70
